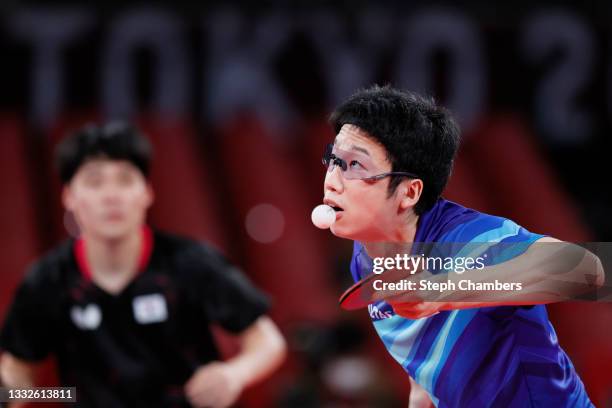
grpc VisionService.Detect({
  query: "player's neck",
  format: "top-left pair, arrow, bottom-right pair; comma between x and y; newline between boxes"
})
392,211 -> 419,243
362,212 -> 419,257
83,228 -> 142,278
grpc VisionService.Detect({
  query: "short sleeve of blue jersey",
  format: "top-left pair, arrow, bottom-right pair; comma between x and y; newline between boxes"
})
350,241 -> 368,282
436,214 -> 546,268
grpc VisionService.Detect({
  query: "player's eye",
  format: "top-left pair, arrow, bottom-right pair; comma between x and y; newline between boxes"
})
349,160 -> 364,169
117,172 -> 136,186
334,157 -> 348,171
83,174 -> 103,188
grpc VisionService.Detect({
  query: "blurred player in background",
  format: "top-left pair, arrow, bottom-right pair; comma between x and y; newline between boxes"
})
0,123 -> 286,407
322,86 -> 602,407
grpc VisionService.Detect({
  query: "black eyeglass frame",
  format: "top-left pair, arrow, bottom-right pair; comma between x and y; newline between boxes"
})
322,143 -> 420,182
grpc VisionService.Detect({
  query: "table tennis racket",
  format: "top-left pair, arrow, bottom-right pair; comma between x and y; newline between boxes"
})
338,272 -> 379,311
339,263 -> 421,311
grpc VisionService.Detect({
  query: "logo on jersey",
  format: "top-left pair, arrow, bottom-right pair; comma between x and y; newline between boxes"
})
368,302 -> 394,320
70,304 -> 102,330
132,293 -> 168,324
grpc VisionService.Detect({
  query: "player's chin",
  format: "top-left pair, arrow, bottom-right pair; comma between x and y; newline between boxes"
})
96,223 -> 134,240
330,218 -> 358,240
329,221 -> 345,237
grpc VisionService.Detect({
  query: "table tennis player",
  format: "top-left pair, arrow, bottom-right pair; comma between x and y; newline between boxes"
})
0,122 -> 286,407
321,85 -> 602,407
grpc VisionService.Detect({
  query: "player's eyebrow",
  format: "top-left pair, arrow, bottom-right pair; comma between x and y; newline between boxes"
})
332,137 -> 371,156
350,145 -> 370,156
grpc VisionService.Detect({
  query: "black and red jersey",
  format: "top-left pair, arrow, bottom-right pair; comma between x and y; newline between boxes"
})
1,227 -> 270,407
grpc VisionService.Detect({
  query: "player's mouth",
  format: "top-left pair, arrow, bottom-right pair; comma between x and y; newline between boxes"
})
323,198 -> 344,218
104,212 -> 125,222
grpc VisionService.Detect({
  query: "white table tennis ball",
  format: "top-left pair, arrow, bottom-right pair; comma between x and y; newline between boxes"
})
311,204 -> 336,229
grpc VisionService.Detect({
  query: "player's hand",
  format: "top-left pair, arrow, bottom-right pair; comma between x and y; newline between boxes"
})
184,361 -> 244,408
372,269 -> 446,318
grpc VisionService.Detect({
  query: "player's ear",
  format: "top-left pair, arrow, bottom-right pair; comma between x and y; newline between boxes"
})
144,183 -> 155,208
398,178 -> 423,211
61,184 -> 75,211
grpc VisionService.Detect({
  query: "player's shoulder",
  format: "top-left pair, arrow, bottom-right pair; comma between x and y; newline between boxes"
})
437,200 -> 540,243
21,239 -> 75,289
152,229 -> 228,272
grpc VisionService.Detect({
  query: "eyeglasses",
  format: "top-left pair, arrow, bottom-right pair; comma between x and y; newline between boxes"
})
322,143 -> 420,181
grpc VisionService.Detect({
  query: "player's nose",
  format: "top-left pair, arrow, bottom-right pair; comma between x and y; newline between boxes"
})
324,165 -> 344,194
99,184 -> 124,204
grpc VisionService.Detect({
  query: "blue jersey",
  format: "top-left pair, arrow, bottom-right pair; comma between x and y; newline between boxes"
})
350,199 -> 593,407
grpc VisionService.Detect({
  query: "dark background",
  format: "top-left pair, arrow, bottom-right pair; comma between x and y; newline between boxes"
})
0,1 -> 611,406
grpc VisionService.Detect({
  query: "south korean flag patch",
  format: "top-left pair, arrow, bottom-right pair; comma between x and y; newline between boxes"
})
132,293 -> 168,325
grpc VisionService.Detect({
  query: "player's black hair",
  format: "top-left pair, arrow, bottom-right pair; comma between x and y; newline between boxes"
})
329,85 -> 461,215
55,121 -> 152,184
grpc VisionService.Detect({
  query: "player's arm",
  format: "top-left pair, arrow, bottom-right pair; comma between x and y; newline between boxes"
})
185,315 -> 286,408
385,237 -> 605,318
182,244 -> 286,407
445,237 -> 603,306
0,263 -> 57,403
0,352 -> 43,408
226,315 -> 286,386
0,352 -> 38,387
408,376 -> 433,408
